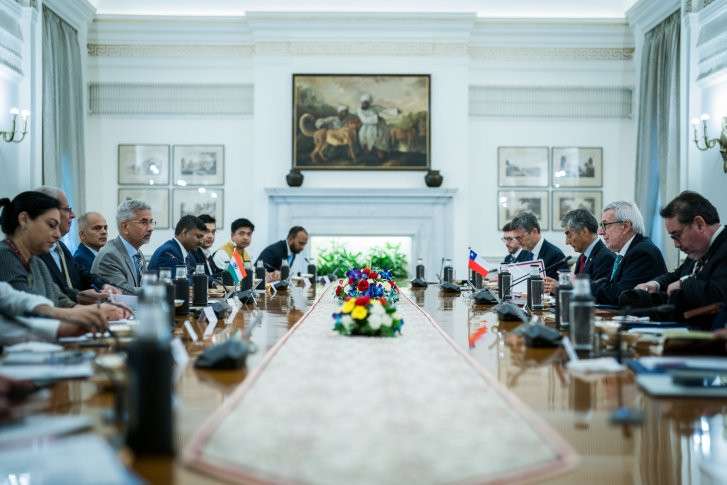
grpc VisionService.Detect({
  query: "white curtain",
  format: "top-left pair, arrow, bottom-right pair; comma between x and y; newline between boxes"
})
634,10 -> 681,269
42,7 -> 85,217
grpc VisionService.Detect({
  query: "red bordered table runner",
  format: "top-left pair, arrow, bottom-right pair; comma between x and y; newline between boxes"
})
186,286 -> 577,484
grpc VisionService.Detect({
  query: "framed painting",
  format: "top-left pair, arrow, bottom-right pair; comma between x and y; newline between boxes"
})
118,188 -> 170,229
173,188 -> 223,228
293,74 -> 430,171
173,145 -> 224,186
551,147 -> 603,188
498,190 -> 549,231
118,144 -> 170,185
552,191 -> 603,229
497,147 -> 549,187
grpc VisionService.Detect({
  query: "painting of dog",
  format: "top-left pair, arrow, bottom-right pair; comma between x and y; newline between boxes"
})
298,114 -> 361,163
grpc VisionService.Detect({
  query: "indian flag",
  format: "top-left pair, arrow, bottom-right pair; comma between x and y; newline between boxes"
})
227,250 -> 247,284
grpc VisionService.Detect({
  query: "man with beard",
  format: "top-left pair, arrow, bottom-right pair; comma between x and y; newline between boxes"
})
256,226 -> 309,281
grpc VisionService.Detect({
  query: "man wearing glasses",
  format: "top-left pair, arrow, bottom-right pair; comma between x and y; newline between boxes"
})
501,222 -> 532,264
92,199 -> 155,294
591,200 -> 666,305
635,191 -> 726,329
510,212 -> 569,279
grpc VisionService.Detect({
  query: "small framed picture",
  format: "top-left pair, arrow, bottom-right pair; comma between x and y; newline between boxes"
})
498,190 -> 549,231
173,188 -> 223,227
173,145 -> 224,186
551,147 -> 603,187
498,147 -> 549,187
118,188 -> 170,229
118,145 -> 170,185
552,191 -> 603,229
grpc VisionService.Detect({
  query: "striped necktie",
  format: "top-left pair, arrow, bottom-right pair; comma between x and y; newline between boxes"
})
56,243 -> 73,289
610,254 -> 623,281
133,252 -> 144,281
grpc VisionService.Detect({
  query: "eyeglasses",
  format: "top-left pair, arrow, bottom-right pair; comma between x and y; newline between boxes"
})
599,220 -> 622,231
129,219 -> 157,227
60,206 -> 73,213
669,223 -> 691,242
501,237 -> 516,242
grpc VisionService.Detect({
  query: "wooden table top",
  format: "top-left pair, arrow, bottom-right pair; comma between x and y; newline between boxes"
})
41,285 -> 726,484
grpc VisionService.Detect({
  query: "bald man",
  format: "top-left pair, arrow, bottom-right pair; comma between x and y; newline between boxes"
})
73,212 -> 109,272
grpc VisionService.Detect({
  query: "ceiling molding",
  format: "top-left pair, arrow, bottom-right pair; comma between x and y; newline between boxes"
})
43,0 -> 96,31
625,0 -> 680,35
472,18 -> 633,48
469,47 -> 633,61
88,43 -> 254,58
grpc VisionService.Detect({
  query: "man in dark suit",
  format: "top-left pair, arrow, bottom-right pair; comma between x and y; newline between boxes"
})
510,212 -> 569,279
196,214 -> 218,276
35,187 -> 117,301
501,222 -> 532,264
592,200 -> 667,305
544,208 -> 615,294
148,215 -> 206,280
635,191 -> 727,330
73,211 -> 109,273
256,226 -> 308,280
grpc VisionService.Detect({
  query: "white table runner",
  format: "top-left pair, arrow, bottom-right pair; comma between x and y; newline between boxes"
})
186,286 -> 576,484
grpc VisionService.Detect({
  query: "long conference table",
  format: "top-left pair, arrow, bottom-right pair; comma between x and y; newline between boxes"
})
40,284 -> 726,484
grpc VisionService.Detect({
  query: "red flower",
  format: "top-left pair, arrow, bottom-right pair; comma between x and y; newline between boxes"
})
362,268 -> 371,275
348,277 -> 355,285
357,279 -> 370,292
344,296 -> 353,301
355,296 -> 371,306
370,272 -> 378,279
379,298 -> 387,305
335,286 -> 342,296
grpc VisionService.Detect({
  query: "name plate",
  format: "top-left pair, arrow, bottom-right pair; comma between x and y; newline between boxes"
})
183,320 -> 199,342
202,306 -> 219,337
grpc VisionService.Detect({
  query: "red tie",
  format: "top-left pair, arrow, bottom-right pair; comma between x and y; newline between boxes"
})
577,254 -> 586,274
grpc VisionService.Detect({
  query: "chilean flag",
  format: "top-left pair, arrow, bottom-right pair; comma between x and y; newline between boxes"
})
468,249 -> 493,278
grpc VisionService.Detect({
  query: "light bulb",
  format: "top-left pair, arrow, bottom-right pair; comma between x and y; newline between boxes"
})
20,110 -> 29,119
691,118 -> 700,126
9,108 -> 19,115
700,113 -> 711,121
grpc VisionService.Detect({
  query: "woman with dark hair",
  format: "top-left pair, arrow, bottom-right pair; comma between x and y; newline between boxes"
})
0,192 -> 125,336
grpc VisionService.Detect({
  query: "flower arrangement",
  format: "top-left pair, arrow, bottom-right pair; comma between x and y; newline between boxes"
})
332,296 -> 404,337
334,268 -> 399,303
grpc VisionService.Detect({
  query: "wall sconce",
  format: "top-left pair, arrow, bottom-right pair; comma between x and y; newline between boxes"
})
691,114 -> 727,173
0,108 -> 30,143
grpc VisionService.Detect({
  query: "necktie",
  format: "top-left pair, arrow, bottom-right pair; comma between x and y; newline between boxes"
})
577,254 -> 587,274
287,253 -> 294,267
133,252 -> 144,281
691,258 -> 705,277
56,243 -> 73,289
610,254 -> 623,281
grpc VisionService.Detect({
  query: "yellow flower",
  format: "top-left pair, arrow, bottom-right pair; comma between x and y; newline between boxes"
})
351,306 -> 368,320
342,299 -> 355,313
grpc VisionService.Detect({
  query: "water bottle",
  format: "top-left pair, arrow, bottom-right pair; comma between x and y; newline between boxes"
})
126,283 -> 174,455
192,264 -> 207,306
527,264 -> 544,310
174,265 -> 189,315
241,261 -> 253,291
158,269 -> 175,329
498,265 -> 512,301
415,258 -> 425,280
255,260 -> 265,280
443,259 -> 454,283
555,270 -> 573,331
570,275 -> 595,352
307,261 -> 317,285
472,270 -> 484,289
280,258 -> 290,281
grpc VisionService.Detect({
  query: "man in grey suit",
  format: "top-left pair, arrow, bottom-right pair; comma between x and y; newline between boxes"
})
92,200 -> 155,295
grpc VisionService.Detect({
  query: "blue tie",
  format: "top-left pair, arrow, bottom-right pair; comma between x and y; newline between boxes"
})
287,253 -> 294,267
133,252 -> 143,280
610,254 -> 623,281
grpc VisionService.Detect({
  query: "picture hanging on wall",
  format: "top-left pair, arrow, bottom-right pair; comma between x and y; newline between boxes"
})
173,145 -> 224,186
173,188 -> 223,228
497,147 -> 550,187
551,147 -> 603,188
292,74 -> 430,171
117,145 -> 170,185
498,190 -> 549,230
118,188 -> 170,229
551,190 -> 603,228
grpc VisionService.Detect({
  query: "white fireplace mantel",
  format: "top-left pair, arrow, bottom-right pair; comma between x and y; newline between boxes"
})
265,187 -> 457,275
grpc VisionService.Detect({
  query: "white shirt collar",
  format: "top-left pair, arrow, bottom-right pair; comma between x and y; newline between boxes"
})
531,237 -> 545,260
201,247 -> 211,257
618,235 -> 637,257
174,237 -> 189,260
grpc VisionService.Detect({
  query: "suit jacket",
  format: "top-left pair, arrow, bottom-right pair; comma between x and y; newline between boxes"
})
256,240 -> 292,271
577,239 -> 616,282
91,236 -> 145,295
148,239 -> 199,280
72,243 -> 97,273
591,234 -> 667,305
654,226 -> 727,330
38,241 -> 104,300
536,238 -> 569,279
503,249 -> 533,265
195,248 -> 218,276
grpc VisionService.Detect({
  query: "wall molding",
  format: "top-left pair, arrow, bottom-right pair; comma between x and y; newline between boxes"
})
87,43 -> 254,58
469,85 -> 633,118
469,46 -> 633,61
88,82 -> 254,115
